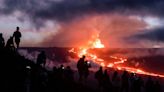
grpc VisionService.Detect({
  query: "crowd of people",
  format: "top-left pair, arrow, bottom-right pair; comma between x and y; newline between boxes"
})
95,67 -> 162,92
76,55 -> 162,92
0,26 -> 21,50
0,27 -> 163,92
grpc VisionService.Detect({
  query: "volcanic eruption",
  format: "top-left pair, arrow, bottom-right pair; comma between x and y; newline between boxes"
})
69,34 -> 164,78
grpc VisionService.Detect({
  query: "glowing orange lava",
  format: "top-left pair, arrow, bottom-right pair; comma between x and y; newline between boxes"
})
69,37 -> 164,78
69,37 -> 105,61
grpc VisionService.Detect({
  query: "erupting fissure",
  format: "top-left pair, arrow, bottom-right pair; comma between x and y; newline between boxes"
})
69,37 -> 164,78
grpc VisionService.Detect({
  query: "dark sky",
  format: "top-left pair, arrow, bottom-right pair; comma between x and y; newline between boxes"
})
0,0 -> 164,48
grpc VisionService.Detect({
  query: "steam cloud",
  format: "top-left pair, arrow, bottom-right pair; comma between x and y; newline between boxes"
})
0,0 -> 164,47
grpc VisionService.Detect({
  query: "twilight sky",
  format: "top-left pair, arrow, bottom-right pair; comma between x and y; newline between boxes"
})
0,0 -> 164,48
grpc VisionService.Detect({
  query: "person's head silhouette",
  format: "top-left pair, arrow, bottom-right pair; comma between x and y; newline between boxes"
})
41,51 -> 45,54
16,26 -> 19,31
82,55 -> 86,59
99,66 -> 102,70
0,33 -> 2,37
10,36 -> 13,39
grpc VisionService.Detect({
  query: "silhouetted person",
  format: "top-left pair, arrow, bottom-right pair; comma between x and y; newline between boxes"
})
58,64 -> 65,79
52,66 -> 58,79
154,80 -> 161,92
37,51 -> 46,67
102,69 -> 112,92
145,76 -> 154,92
65,66 -> 74,82
13,26 -> 21,48
53,66 -> 58,87
77,55 -> 85,81
112,71 -> 120,92
84,60 -> 91,80
130,73 -> 135,84
6,36 -> 15,50
37,68 -> 48,92
64,66 -> 74,91
95,66 -> 104,89
132,76 -> 143,92
0,33 -> 5,49
47,66 -> 58,92
130,73 -> 137,92
121,71 -> 130,92
56,64 -> 66,91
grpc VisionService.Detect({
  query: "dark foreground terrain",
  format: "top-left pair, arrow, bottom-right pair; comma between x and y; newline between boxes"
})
0,48 -> 164,92
0,48 -> 99,92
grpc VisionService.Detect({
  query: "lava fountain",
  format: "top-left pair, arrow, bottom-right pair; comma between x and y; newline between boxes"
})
69,36 -> 164,78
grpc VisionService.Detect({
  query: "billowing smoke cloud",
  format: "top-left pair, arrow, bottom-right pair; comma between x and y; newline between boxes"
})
0,0 -> 164,47
18,49 -> 39,62
41,14 -> 147,47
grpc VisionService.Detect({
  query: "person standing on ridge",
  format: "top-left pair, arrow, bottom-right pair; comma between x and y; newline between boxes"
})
77,55 -> 86,81
37,51 -> 47,67
0,33 -> 5,49
6,36 -> 15,50
13,26 -> 22,48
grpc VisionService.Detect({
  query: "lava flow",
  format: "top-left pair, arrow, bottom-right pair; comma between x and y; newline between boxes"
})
69,37 -> 164,78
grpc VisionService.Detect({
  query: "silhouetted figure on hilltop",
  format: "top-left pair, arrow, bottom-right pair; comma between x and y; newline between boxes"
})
32,67 -> 48,92
0,33 -> 5,49
57,65 -> 66,92
58,65 -> 65,79
37,51 -> 46,67
77,55 -> 85,81
84,60 -> 91,81
102,69 -> 112,92
6,36 -> 15,50
145,76 -> 154,92
130,73 -> 136,92
64,66 -> 74,91
130,73 -> 135,84
121,71 -> 130,92
95,66 -> 104,89
52,66 -> 58,80
132,76 -> 144,92
47,66 -> 58,92
154,80 -> 161,92
13,26 -> 22,48
112,71 -> 120,92
65,66 -> 74,82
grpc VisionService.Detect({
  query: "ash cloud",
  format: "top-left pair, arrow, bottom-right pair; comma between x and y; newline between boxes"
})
40,14 -> 147,47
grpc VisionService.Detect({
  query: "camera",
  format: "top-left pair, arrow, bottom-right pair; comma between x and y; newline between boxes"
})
26,66 -> 31,69
87,61 -> 90,64
62,66 -> 65,69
